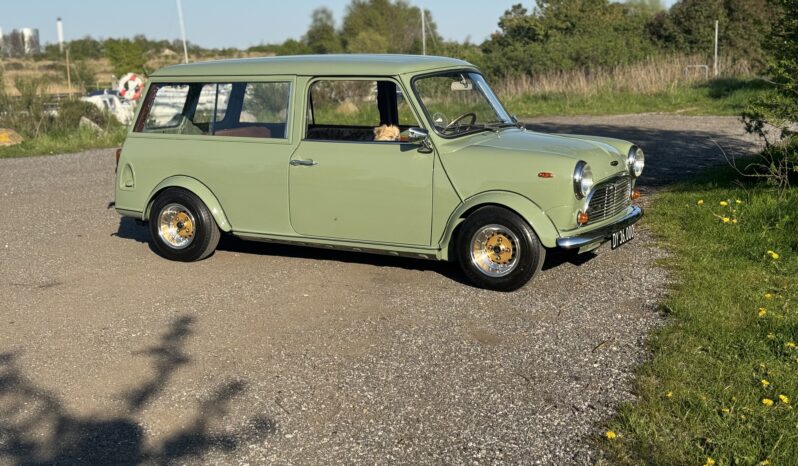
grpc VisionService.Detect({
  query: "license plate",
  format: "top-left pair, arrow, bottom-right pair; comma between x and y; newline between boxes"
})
611,225 -> 635,250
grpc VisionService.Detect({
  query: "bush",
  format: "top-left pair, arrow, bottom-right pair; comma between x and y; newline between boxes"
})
54,100 -> 119,132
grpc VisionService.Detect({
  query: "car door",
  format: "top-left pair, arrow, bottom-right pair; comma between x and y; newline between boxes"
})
288,78 -> 433,246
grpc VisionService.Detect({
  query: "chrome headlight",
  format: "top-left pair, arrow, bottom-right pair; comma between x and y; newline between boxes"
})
573,161 -> 593,199
627,146 -> 645,178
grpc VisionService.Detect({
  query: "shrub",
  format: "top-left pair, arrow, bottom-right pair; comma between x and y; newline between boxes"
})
54,100 -> 119,133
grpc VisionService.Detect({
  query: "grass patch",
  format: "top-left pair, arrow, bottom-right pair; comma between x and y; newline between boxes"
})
0,126 -> 126,159
505,78 -> 773,118
603,166 -> 798,465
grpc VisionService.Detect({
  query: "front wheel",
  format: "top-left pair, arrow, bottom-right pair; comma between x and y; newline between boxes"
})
149,188 -> 220,262
456,206 -> 546,291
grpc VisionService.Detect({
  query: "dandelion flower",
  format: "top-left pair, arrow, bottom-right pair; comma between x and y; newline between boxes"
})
722,217 -> 731,223
605,430 -> 617,440
720,201 -> 729,206
703,457 -> 716,466
758,308 -> 767,317
786,342 -> 796,349
764,293 -> 774,300
666,391 -> 673,399
762,398 -> 774,406
759,460 -> 771,466
736,199 -> 743,204
779,394 -> 790,404
767,250 -> 780,260
697,200 -> 704,205
732,218 -> 738,224
721,407 -> 730,414
761,379 -> 770,387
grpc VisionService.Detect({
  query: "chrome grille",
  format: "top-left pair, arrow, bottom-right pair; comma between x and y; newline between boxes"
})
586,176 -> 632,223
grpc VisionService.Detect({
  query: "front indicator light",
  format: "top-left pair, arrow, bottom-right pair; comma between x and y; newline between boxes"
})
631,189 -> 641,200
577,211 -> 589,225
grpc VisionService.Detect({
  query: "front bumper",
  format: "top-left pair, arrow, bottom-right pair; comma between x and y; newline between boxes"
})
556,205 -> 643,249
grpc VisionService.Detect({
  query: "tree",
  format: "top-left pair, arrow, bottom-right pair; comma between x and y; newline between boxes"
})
341,0 -> 440,54
741,0 -> 797,194
104,39 -> 148,76
304,8 -> 343,54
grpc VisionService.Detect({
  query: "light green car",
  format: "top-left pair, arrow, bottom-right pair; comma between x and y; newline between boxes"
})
115,54 -> 643,291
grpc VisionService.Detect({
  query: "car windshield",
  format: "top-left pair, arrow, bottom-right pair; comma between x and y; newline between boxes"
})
413,71 -> 513,137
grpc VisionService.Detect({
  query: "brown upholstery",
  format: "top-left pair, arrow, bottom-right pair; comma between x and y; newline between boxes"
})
215,126 -> 272,138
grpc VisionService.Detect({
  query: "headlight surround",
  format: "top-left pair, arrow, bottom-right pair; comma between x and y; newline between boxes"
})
573,161 -> 594,199
627,146 -> 645,178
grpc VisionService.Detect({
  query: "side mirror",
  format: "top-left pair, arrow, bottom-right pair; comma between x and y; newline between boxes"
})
408,127 -> 433,153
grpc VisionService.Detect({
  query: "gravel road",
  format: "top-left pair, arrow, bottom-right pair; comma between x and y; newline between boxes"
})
0,115 -> 757,465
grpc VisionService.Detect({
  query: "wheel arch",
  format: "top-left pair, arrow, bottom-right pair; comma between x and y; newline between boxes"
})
438,191 -> 559,260
144,176 -> 232,232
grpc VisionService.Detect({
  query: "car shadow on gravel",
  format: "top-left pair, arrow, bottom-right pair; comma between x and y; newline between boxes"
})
523,122 -> 759,188
0,316 -> 276,465
113,218 -> 598,287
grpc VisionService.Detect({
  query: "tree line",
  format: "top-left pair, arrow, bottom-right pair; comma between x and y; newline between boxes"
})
29,0 -> 783,79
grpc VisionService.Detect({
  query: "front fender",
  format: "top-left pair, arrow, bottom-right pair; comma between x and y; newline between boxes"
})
437,190 -> 559,260
144,176 -> 232,232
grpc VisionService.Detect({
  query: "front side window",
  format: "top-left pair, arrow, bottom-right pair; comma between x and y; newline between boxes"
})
305,79 -> 419,142
413,72 -> 513,138
136,81 -> 290,139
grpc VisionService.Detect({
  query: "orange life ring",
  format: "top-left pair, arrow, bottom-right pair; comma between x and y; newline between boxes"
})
118,73 -> 145,100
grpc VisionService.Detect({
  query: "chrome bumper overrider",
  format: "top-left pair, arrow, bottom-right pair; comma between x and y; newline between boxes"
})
556,206 -> 643,250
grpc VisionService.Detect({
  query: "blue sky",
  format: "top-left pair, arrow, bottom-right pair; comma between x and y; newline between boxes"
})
2,0 -> 677,49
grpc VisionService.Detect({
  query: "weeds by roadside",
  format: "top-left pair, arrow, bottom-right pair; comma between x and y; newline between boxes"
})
602,165 -> 797,464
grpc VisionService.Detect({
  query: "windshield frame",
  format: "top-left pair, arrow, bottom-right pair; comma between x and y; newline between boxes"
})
410,69 -> 514,139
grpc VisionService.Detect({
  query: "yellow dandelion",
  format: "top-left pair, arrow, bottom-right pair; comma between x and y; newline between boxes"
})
721,407 -> 730,414
764,293 -> 774,300
786,342 -> 796,349
722,217 -> 731,223
697,200 -> 704,205
758,308 -> 767,317
666,391 -> 673,399
720,201 -> 729,206
767,250 -> 780,260
736,199 -> 743,204
605,430 -> 617,440
732,218 -> 738,224
761,379 -> 770,387
759,460 -> 771,466
779,394 -> 790,404
762,398 -> 774,406
703,457 -> 716,466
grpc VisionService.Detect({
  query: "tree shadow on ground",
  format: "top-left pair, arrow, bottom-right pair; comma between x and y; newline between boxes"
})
0,316 -> 276,465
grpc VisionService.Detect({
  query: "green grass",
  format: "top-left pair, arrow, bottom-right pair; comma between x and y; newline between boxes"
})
0,126 -> 127,159
507,78 -> 774,118
603,167 -> 798,465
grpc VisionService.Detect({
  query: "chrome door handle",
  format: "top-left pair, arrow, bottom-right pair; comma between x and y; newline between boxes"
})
290,159 -> 318,166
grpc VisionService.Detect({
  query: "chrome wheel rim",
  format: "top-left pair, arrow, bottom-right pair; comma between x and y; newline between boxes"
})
157,203 -> 196,250
470,224 -> 521,278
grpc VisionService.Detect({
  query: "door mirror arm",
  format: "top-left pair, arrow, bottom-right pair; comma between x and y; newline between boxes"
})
408,127 -> 433,154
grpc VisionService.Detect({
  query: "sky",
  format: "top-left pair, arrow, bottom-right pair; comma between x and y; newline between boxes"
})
1,0 -> 678,49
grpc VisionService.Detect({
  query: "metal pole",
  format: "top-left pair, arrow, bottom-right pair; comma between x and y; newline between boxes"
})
176,0 -> 189,64
421,8 -> 426,56
713,20 -> 718,77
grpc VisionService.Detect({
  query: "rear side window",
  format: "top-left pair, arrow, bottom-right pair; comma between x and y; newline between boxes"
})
136,81 -> 291,139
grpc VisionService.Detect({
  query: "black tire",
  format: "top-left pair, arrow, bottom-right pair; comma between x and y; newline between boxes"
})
456,206 -> 546,291
149,188 -> 220,262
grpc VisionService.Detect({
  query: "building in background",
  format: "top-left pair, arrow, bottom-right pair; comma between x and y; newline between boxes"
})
1,27 -> 41,57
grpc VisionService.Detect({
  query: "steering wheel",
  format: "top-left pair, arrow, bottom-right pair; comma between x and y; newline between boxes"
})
443,112 -> 477,133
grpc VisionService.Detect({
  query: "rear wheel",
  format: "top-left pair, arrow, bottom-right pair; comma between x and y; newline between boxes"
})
149,188 -> 220,262
456,206 -> 545,291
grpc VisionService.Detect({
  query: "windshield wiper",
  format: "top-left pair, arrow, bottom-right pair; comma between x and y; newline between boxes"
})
476,122 -> 516,133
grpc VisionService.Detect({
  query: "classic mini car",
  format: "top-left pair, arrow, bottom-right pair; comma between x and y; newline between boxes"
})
114,55 -> 644,291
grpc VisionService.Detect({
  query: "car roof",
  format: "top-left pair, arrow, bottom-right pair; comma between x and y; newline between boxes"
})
150,54 -> 477,78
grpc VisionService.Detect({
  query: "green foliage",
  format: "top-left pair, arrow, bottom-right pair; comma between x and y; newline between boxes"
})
0,74 -> 50,139
305,8 -> 343,54
647,0 -> 779,70
104,39 -> 148,76
54,100 -> 119,132
481,1 -> 657,77
70,61 -> 97,90
741,0 -> 798,195
341,0 -> 438,54
603,168 -> 798,465
0,126 -> 127,159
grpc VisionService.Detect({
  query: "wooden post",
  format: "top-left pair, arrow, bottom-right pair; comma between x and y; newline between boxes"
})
65,48 -> 73,96
713,20 -> 719,77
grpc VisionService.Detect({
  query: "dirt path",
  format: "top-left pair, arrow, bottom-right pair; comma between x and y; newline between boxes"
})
0,115 -> 757,464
